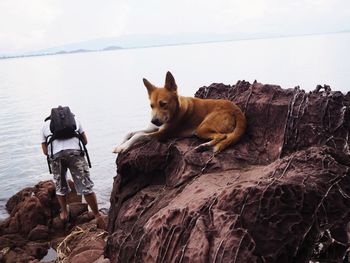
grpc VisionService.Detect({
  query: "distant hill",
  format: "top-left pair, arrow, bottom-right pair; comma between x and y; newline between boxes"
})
0,32 -> 278,59
103,46 -> 122,51
1,30 -> 349,59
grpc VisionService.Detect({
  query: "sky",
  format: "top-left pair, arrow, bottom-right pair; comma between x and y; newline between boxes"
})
0,0 -> 349,54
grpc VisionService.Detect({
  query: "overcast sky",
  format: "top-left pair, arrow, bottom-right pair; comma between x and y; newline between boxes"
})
0,0 -> 349,54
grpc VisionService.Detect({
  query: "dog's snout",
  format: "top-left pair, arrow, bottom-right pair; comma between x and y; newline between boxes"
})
151,118 -> 163,127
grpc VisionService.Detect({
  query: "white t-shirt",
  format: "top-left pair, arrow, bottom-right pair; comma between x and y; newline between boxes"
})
41,119 -> 84,155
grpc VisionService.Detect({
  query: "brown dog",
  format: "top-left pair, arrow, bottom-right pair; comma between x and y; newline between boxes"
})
113,71 -> 246,153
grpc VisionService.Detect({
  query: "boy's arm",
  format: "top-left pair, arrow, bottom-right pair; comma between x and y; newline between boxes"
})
80,132 -> 88,145
41,142 -> 48,156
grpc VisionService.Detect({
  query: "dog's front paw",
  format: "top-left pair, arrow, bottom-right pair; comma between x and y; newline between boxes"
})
112,146 -> 124,154
194,143 -> 211,152
121,132 -> 136,144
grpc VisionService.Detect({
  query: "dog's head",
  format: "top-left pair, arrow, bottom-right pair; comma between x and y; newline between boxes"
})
143,71 -> 180,126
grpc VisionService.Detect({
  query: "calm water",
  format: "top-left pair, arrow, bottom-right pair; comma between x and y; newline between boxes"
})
0,33 -> 349,219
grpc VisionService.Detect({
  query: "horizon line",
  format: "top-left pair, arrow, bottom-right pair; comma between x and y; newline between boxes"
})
1,30 -> 349,61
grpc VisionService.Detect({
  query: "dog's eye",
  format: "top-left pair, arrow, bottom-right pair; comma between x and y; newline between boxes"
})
150,104 -> 154,109
159,101 -> 167,108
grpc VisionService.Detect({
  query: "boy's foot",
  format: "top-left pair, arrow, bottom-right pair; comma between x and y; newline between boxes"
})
60,211 -> 67,221
96,215 -> 107,230
59,211 -> 71,223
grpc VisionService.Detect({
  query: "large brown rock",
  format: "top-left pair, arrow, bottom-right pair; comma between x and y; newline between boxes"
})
1,181 -> 59,237
106,81 -> 350,262
28,225 -> 50,241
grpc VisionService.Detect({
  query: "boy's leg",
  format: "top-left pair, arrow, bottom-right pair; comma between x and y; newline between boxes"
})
84,193 -> 106,229
57,194 -> 68,220
68,152 -> 106,229
50,155 -> 70,220
83,192 -> 100,216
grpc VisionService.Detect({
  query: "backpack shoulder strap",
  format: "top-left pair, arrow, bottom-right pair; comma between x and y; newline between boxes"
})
76,132 -> 92,168
46,135 -> 54,158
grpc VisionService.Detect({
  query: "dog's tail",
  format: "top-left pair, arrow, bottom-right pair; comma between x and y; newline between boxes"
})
214,109 -> 247,153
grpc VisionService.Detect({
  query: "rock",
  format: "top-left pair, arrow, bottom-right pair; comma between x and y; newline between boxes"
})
0,180 -> 108,262
93,255 -> 110,263
70,249 -> 104,263
24,241 -> 50,259
75,211 -> 95,225
51,216 -> 66,231
0,181 -> 57,262
5,187 -> 34,214
106,81 -> 350,262
69,202 -> 88,220
33,181 -> 57,209
55,223 -> 107,262
1,181 -> 60,236
95,214 -> 108,230
0,234 -> 27,248
2,246 -> 35,263
28,225 -> 50,241
10,197 -> 47,235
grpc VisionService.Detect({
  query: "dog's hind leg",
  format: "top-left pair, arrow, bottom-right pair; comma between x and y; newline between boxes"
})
194,111 -> 239,152
213,113 -> 246,153
195,135 -> 227,152
194,125 -> 227,152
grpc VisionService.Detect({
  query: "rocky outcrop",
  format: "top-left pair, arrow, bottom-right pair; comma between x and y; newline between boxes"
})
0,180 -> 108,263
106,81 -> 350,262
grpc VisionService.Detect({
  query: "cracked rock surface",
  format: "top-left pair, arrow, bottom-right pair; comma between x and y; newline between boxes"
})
106,81 -> 350,263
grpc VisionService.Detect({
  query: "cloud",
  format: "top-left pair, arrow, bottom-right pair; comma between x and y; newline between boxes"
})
125,0 -> 268,34
0,0 -> 349,54
126,0 -> 350,35
44,0 -> 129,46
0,0 -> 59,52
0,0 -> 129,53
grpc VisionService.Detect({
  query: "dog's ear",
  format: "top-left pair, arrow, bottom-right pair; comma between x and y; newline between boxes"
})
143,78 -> 155,96
164,71 -> 177,91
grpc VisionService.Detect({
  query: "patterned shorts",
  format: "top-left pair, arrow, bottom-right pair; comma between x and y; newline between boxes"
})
50,150 -> 94,196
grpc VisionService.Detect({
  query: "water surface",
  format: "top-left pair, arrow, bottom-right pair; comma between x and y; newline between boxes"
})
0,33 -> 349,219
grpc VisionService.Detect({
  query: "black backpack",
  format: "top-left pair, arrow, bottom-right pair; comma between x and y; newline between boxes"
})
45,106 -> 91,173
49,106 -> 77,140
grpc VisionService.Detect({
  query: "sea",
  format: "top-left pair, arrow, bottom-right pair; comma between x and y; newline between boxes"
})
0,32 -> 349,220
